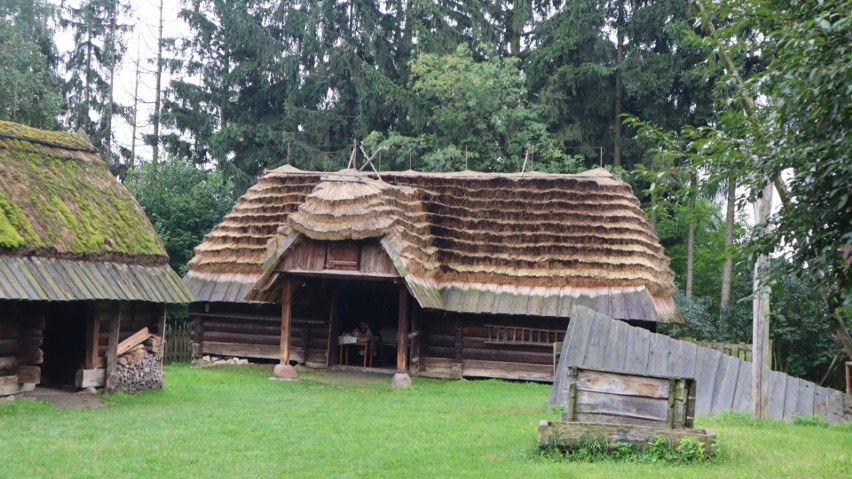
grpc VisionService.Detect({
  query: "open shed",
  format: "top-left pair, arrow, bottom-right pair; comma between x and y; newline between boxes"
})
184,166 -> 680,383
0,121 -> 194,395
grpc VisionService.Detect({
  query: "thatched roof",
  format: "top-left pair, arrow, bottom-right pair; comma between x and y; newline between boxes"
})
0,121 -> 192,303
185,166 -> 680,322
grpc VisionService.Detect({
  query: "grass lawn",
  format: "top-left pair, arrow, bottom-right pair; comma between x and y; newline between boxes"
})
1,365 -> 850,478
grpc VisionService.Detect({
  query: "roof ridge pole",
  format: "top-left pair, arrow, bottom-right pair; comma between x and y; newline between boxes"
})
522,148 -> 530,173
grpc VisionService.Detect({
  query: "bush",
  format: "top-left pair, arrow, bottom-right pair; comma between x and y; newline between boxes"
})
792,414 -> 829,428
536,435 -> 712,464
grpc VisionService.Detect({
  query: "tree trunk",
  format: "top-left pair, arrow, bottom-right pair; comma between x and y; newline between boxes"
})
130,33 -> 140,169
105,12 -> 117,162
152,0 -> 164,165
686,172 -> 697,299
509,0 -> 525,57
84,23 -> 92,110
613,9 -> 625,169
720,177 -> 736,308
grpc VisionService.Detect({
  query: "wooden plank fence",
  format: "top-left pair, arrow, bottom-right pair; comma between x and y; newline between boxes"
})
550,306 -> 852,423
680,338 -> 769,365
164,323 -> 192,364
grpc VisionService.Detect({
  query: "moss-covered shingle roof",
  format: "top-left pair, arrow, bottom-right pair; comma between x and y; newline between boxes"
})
0,121 -> 167,264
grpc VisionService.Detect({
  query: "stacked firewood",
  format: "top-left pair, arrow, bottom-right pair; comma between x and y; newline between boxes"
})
113,328 -> 164,393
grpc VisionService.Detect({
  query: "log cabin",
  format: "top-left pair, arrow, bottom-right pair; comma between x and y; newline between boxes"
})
0,121 -> 193,396
184,165 -> 681,385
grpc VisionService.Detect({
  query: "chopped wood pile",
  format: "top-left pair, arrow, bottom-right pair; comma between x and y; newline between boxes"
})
112,328 -> 164,393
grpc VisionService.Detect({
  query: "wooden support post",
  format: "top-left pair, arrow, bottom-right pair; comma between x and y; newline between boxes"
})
396,284 -> 409,374
846,361 -> 851,395
159,304 -> 167,367
85,308 -> 99,369
280,279 -> 292,364
272,279 -> 298,380
105,304 -> 122,392
392,283 -> 412,388
452,317 -> 463,379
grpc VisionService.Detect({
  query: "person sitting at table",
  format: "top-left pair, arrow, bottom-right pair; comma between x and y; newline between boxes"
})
351,321 -> 375,360
352,321 -> 373,338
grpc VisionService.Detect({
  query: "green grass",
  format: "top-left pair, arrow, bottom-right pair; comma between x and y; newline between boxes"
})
1,365 -> 850,478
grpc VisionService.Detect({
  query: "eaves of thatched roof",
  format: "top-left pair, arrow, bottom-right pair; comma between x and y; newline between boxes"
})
185,167 -> 680,322
0,121 -> 193,303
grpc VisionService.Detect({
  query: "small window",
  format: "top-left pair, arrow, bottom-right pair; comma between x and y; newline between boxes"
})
325,243 -> 359,271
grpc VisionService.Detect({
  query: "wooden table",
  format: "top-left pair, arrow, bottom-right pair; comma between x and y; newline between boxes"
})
339,339 -> 372,368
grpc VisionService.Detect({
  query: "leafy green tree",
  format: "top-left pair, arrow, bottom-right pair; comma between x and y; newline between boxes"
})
128,158 -> 234,276
367,45 -> 573,173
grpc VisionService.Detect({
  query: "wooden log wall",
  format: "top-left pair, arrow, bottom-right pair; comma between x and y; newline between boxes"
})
418,311 -> 569,381
551,306 -> 852,424
0,302 -> 44,395
191,298 -> 331,369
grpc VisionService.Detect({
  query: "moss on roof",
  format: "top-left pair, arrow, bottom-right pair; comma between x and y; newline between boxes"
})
0,120 -> 166,263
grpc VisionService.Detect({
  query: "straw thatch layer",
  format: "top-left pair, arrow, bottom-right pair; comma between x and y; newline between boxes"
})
186,167 -> 680,322
0,121 -> 167,264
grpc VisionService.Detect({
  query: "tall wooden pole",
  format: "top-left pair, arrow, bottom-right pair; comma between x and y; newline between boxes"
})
396,284 -> 409,374
392,284 -> 412,387
273,279 -> 298,380
105,305 -> 122,392
694,1 -> 774,420
280,280 -> 292,364
751,183 -> 772,419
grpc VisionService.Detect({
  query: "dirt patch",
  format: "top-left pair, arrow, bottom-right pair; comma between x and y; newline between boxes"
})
22,387 -> 103,409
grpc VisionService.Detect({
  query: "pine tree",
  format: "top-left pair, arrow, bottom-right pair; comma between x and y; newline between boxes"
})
0,0 -> 63,129
62,0 -> 132,172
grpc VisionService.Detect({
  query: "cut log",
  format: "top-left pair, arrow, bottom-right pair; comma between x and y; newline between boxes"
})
538,421 -> 717,457
75,368 -> 106,388
17,348 -> 43,365
116,327 -> 150,356
16,365 -> 40,384
0,324 -> 20,339
0,375 -> 20,395
0,356 -> 17,375
18,336 -> 43,350
19,328 -> 43,340
0,339 -> 18,356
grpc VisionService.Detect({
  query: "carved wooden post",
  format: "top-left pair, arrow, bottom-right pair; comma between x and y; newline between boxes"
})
273,279 -> 298,380
392,283 -> 412,387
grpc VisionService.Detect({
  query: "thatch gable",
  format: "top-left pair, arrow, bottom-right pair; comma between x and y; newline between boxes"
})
0,121 -> 192,303
186,167 -> 680,322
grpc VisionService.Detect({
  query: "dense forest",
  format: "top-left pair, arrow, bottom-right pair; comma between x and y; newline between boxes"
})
1,0 -> 849,388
